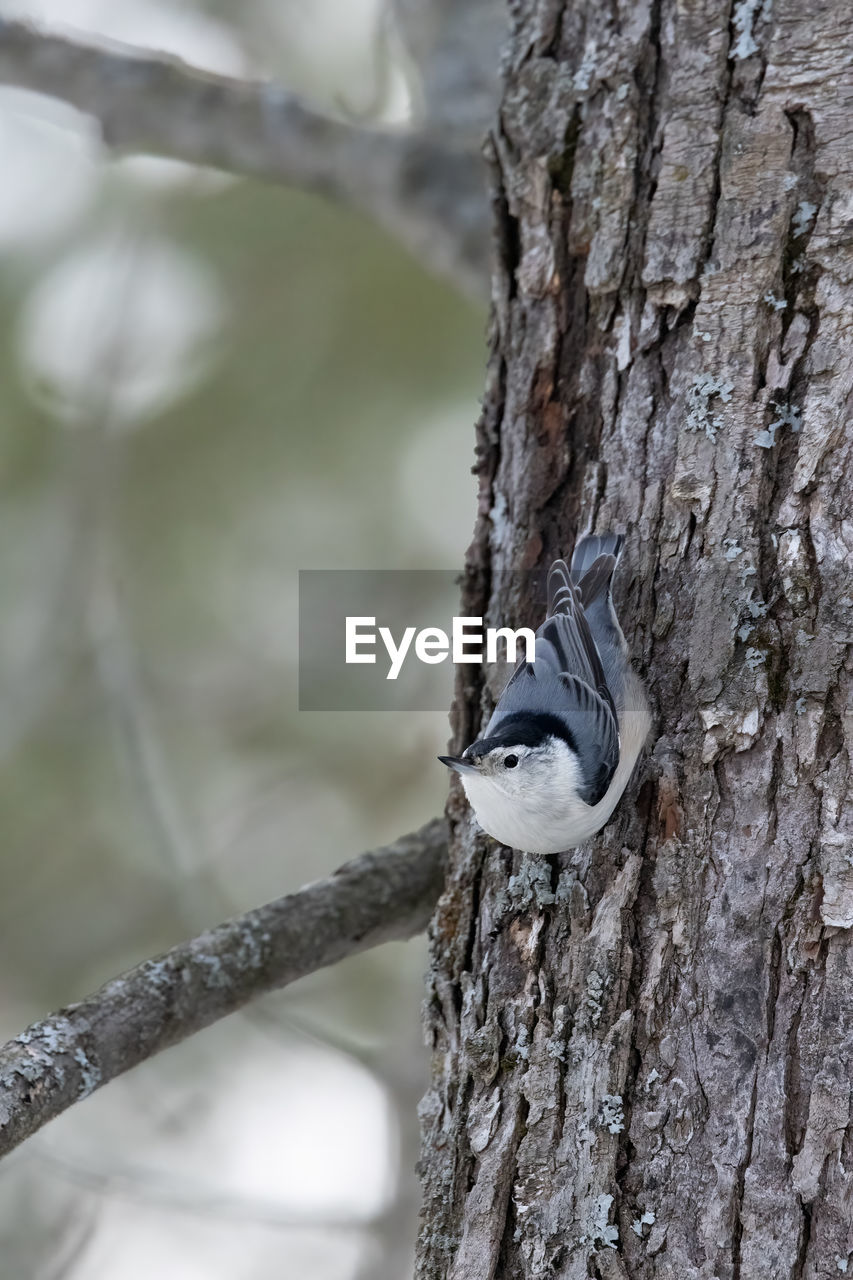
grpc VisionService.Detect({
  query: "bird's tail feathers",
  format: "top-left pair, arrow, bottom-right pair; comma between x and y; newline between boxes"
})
570,533 -> 623,608
545,558 -> 577,618
547,533 -> 625,618
571,533 -> 624,579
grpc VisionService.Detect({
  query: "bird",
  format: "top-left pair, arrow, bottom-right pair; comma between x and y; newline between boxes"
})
439,533 -> 651,854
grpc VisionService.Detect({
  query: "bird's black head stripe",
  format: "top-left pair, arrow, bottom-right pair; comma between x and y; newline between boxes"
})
470,712 -> 579,758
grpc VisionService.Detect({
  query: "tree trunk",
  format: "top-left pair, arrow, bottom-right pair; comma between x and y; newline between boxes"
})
416,1 -> 852,1277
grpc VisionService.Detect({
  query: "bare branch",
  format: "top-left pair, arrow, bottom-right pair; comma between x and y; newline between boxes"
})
0,20 -> 489,296
0,818 -> 447,1162
391,0 -> 505,136
31,1145 -> 372,1231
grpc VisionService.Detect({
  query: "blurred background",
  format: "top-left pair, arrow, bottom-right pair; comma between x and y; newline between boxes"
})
0,1 -> 495,1275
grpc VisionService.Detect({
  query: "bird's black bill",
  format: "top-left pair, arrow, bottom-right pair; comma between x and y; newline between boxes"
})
438,754 -> 478,775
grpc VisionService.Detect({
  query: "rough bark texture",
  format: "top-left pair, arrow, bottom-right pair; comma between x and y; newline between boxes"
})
417,1 -> 852,1277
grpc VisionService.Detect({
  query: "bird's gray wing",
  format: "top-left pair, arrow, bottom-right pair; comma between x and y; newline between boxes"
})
487,560 -> 619,775
539,559 -> 618,721
570,537 -> 630,714
558,673 -> 620,803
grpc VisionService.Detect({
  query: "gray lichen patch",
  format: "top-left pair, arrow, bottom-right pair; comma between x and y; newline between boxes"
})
684,373 -> 734,441
755,400 -> 801,449
631,1209 -> 656,1237
730,0 -> 765,59
585,1192 -> 619,1249
506,856 -> 556,911
73,1046 -> 101,1098
598,1093 -> 625,1134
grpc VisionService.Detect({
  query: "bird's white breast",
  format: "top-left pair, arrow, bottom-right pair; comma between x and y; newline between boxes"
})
462,672 -> 651,855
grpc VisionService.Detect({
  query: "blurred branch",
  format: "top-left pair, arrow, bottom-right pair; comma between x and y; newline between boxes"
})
0,19 -> 489,297
0,818 -> 447,1162
391,0 -> 505,136
31,1145 -> 373,1232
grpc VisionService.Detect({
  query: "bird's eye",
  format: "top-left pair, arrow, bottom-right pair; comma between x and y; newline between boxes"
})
504,754 -> 518,769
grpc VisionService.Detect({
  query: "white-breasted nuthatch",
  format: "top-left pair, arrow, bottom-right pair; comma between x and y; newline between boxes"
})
439,533 -> 651,854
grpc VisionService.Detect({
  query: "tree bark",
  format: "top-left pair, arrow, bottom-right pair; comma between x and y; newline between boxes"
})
416,1 -> 852,1277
